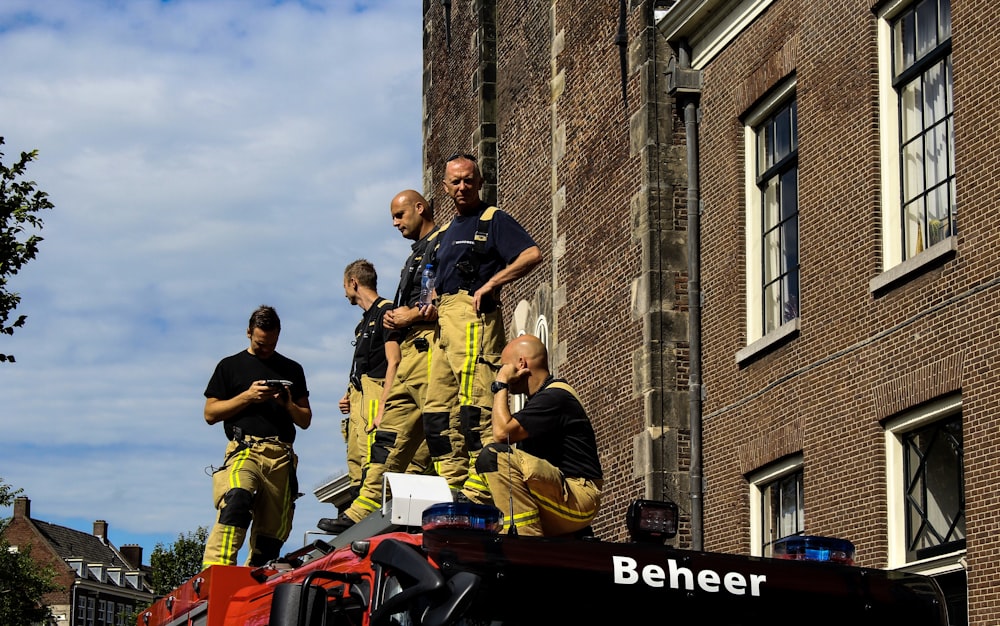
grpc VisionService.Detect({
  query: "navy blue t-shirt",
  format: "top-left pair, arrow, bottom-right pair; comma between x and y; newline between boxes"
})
434,205 -> 537,298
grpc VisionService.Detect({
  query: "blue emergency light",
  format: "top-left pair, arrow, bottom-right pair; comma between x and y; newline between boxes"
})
422,502 -> 504,533
772,535 -> 855,564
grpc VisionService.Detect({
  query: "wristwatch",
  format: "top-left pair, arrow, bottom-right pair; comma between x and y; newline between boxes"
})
490,380 -> 509,394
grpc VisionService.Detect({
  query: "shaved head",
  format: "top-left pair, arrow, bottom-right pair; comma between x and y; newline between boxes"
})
390,189 -> 434,240
502,334 -> 548,369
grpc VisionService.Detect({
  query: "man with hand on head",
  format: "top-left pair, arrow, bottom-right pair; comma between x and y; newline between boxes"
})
476,334 -> 603,537
202,305 -> 311,567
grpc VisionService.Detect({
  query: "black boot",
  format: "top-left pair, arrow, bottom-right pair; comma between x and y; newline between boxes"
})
317,513 -> 356,534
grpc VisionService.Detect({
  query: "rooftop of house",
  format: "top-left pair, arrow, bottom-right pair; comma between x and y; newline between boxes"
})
30,517 -> 136,568
8,496 -> 148,580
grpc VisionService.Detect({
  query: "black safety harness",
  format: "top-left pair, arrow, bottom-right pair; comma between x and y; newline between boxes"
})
429,205 -> 499,295
350,297 -> 391,390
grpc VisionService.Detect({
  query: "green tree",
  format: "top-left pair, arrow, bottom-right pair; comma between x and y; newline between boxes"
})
0,478 -> 59,625
149,526 -> 209,596
128,526 -> 208,622
1,137 -> 54,363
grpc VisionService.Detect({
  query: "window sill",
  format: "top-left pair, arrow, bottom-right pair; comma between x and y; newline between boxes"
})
890,548 -> 966,576
870,236 -> 957,295
736,318 -> 800,366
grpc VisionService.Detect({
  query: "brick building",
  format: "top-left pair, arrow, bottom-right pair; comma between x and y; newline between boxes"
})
421,0 -> 691,544
421,0 -> 993,622
3,496 -> 154,625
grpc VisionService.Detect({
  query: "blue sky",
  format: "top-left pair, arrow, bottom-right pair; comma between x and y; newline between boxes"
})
0,0 -> 423,563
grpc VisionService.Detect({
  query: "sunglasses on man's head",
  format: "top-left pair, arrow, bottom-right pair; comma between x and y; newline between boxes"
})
446,153 -> 477,162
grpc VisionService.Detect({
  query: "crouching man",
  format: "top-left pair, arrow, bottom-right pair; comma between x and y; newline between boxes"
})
476,334 -> 603,536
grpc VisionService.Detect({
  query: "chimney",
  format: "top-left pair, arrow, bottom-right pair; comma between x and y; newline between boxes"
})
93,520 -> 108,540
13,496 -> 30,519
121,544 -> 144,569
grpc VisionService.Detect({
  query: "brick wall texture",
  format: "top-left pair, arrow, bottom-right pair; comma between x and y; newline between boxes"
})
422,0 -> 691,543
423,0 -> 995,620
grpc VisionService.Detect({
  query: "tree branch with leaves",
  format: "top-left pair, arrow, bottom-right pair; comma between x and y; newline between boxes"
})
1,137 -> 54,363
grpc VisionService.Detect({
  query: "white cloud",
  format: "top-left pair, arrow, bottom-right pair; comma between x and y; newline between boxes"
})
0,0 -> 422,560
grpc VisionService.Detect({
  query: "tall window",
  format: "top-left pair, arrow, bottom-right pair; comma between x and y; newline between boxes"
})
903,414 -> 965,560
878,0 -> 954,274
895,0 -> 954,259
758,100 -> 799,333
76,594 -> 87,625
744,81 -> 798,351
749,455 -> 804,557
885,395 -> 966,625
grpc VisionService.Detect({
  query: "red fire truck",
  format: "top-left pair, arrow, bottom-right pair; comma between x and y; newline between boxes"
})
138,475 -> 948,626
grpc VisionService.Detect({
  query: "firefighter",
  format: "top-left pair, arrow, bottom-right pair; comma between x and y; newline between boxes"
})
422,154 -> 541,501
319,190 -> 437,534
202,305 -> 312,567
339,259 -> 396,511
476,334 -> 603,536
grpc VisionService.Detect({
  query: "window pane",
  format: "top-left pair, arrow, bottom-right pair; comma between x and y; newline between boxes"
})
764,122 -> 775,170
924,61 -> 946,124
755,97 -> 798,333
904,196 -> 925,256
761,469 -> 804,556
939,0 -> 951,39
925,121 -> 949,187
927,186 -> 950,245
783,268 -> 800,323
764,280 -> 782,333
900,80 -> 922,142
763,177 -> 780,229
945,55 -> 953,116
774,107 -> 791,163
780,170 -> 798,223
757,130 -> 768,176
894,0 -> 953,262
764,228 -> 781,278
779,475 -> 798,536
902,139 -> 924,202
903,415 -> 965,560
789,101 -> 798,152
915,0 -> 937,58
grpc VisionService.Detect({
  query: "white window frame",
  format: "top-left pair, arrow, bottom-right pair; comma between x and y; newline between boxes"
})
658,0 -> 776,70
884,394 -> 964,573
739,79 -> 798,362
872,0 -> 956,292
748,453 -> 803,557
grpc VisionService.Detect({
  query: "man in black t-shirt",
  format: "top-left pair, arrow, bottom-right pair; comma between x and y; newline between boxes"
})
338,259 -> 394,510
201,305 -> 311,567
319,190 -> 438,534
476,334 -> 603,537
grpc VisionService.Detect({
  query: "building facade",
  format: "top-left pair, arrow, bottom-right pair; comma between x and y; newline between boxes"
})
422,0 -> 995,622
3,497 -> 154,625
421,0 -> 692,544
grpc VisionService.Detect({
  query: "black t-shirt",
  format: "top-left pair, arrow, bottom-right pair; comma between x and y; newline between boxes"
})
351,298 -> 392,380
513,378 -> 603,480
434,205 -> 536,297
204,349 -> 309,443
394,228 -> 440,309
